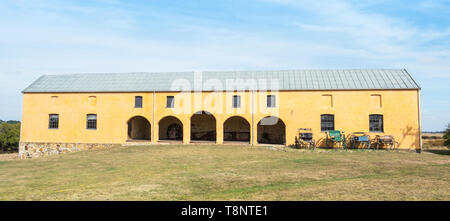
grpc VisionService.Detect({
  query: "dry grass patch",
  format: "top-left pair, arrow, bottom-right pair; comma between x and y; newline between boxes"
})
0,153 -> 17,161
0,145 -> 449,201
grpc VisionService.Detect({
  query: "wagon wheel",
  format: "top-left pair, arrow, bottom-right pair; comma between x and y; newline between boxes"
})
389,140 -> 396,150
309,140 -> 316,150
392,141 -> 399,150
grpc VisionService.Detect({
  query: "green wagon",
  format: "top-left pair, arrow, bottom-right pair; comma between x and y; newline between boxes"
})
325,130 -> 346,149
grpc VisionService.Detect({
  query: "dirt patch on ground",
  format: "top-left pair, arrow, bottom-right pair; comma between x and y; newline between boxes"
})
0,153 -> 18,161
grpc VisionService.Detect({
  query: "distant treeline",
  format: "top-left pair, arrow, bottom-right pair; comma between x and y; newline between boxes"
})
0,120 -> 20,124
0,120 -> 20,152
422,131 -> 445,134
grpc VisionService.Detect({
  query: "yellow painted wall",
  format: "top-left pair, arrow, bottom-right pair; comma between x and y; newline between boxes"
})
20,89 -> 420,149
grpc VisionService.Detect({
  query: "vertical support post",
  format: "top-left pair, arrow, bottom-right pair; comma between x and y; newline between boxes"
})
183,118 -> 190,144
417,89 -> 422,153
216,118 -> 223,144
152,91 -> 156,144
251,90 -> 255,145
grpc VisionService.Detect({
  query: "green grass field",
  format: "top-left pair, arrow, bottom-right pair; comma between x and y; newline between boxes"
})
0,144 -> 449,201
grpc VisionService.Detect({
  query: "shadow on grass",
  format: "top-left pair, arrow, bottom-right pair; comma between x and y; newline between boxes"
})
424,149 -> 450,156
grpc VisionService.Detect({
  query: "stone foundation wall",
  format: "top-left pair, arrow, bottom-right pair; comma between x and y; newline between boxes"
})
18,142 -> 118,159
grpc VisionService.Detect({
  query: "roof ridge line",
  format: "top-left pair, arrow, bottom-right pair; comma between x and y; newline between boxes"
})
40,68 -> 406,76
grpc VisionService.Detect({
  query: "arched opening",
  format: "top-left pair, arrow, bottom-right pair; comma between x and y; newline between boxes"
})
127,116 -> 151,141
223,116 -> 250,143
158,116 -> 183,141
190,110 -> 216,142
257,116 -> 286,145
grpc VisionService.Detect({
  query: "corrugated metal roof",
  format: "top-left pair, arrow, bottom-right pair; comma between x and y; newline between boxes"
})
22,69 -> 420,93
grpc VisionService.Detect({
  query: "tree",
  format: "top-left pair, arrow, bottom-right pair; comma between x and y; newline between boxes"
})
0,122 -> 20,152
444,123 -> 450,148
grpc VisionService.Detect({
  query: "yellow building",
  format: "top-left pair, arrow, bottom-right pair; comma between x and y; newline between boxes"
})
19,69 -> 421,158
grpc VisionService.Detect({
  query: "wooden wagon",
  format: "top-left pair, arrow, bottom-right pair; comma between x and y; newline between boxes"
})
372,135 -> 397,150
295,128 -> 316,149
349,132 -> 371,149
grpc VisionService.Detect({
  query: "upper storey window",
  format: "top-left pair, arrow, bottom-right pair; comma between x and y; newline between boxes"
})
267,95 -> 276,108
232,95 -> 241,108
135,96 -> 143,108
166,96 -> 174,108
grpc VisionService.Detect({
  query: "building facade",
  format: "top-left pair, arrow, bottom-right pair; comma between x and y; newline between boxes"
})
19,69 -> 421,158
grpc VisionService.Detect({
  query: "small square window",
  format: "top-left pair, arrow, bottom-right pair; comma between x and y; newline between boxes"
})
50,96 -> 58,107
322,94 -> 333,108
86,114 -> 97,130
88,96 -> 96,107
267,95 -> 276,108
135,96 -> 142,108
371,94 -> 382,108
232,95 -> 241,108
166,96 -> 174,108
49,114 -> 59,129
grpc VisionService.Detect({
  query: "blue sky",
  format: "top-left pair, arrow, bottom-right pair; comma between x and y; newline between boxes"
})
0,0 -> 449,131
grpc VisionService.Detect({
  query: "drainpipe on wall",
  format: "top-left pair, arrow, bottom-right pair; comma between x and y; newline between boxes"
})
417,89 -> 422,153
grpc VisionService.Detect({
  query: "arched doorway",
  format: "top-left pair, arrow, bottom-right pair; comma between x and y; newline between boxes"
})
257,116 -> 286,145
127,116 -> 151,141
158,116 -> 183,141
223,116 -> 250,143
191,111 -> 216,142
